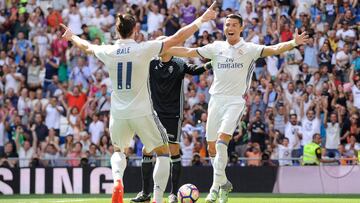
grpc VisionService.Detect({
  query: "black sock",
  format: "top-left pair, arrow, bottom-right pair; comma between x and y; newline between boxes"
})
170,155 -> 182,195
141,155 -> 154,195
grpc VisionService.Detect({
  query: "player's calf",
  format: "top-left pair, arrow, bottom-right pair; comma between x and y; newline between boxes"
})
152,145 -> 171,203
111,150 -> 126,203
207,141 -> 216,165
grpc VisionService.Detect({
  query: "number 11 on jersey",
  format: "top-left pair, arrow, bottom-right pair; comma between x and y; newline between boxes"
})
117,62 -> 132,90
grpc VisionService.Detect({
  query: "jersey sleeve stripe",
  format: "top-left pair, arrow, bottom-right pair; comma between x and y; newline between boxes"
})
196,49 -> 205,58
159,41 -> 164,55
260,47 -> 265,58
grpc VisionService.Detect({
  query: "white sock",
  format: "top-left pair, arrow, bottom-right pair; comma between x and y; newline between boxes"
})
111,152 -> 127,184
153,156 -> 170,203
210,141 -> 228,192
210,156 -> 215,166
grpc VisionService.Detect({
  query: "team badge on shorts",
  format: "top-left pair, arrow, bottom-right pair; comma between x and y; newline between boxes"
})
169,66 -> 174,73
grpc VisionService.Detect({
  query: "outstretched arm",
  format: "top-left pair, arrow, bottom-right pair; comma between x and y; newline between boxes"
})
60,24 -> 94,54
183,61 -> 212,75
261,29 -> 309,57
165,47 -> 201,58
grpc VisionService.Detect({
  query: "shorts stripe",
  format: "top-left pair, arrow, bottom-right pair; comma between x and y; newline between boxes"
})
152,113 -> 168,144
146,75 -> 168,144
177,118 -> 182,143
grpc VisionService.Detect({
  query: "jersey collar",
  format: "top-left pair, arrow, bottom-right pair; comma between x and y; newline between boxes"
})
227,38 -> 245,49
115,39 -> 136,44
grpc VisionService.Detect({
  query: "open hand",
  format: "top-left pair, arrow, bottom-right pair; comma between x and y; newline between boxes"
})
294,28 -> 309,46
200,1 -> 217,23
60,23 -> 73,41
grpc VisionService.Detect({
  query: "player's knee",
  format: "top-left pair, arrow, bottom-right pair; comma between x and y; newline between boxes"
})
142,147 -> 153,156
169,143 -> 180,156
113,146 -> 121,152
153,144 -> 170,156
218,133 -> 232,144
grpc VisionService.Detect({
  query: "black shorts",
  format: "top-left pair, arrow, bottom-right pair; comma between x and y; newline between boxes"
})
159,117 -> 182,144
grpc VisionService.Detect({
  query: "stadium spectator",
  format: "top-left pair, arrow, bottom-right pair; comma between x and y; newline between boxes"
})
0,142 -> 18,168
15,125 -> 37,167
67,141 -> 83,167
88,113 -> 104,144
43,97 -> 64,134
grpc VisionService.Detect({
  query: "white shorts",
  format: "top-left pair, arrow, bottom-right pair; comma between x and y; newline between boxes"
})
206,96 -> 246,142
109,114 -> 168,153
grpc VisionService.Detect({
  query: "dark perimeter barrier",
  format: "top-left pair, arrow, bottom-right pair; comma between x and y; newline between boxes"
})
0,166 -> 278,194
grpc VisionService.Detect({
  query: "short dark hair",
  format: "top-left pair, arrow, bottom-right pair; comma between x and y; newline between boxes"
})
225,14 -> 243,26
116,14 -> 136,39
312,133 -> 321,139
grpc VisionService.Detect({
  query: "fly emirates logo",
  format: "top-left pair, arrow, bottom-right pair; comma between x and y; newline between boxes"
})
217,58 -> 243,69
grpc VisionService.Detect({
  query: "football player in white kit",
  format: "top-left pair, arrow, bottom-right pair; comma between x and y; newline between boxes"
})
167,14 -> 309,203
60,3 -> 216,203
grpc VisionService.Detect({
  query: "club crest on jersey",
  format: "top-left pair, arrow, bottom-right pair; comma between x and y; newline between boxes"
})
168,66 -> 173,73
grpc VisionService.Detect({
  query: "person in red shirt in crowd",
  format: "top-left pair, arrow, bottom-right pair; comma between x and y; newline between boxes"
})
280,23 -> 293,43
46,7 -> 63,28
65,86 -> 87,111
51,30 -> 68,60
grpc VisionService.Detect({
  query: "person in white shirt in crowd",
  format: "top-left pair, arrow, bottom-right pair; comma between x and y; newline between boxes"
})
350,69 -> 360,110
69,57 -> 92,90
242,1 -> 258,24
335,44 -> 351,82
0,109 -> 7,155
89,7 -> 104,29
88,113 -> 105,144
100,6 -> 115,33
79,0 -> 95,24
276,136 -> 299,166
15,125 -> 37,168
336,21 -> 356,45
96,84 -> 111,114
323,102 -> 342,157
345,134 -> 360,155
33,89 -> 48,109
180,133 -> 194,167
3,65 -> 24,94
43,97 -> 64,134
283,46 -> 303,80
300,96 -> 321,147
17,88 -> 32,120
42,143 -> 60,167
284,112 -> 303,164
66,4 -> 83,35
146,2 -> 165,34
79,131 -> 91,152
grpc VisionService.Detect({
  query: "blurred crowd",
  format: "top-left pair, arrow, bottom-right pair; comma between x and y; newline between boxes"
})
0,0 -> 359,168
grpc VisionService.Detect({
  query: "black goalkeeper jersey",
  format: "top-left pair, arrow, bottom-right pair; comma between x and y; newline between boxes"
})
149,57 -> 209,119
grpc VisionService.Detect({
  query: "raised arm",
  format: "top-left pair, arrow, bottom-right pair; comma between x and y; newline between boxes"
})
31,125 -> 38,151
15,127 -> 21,152
323,107 -> 328,128
161,2 -> 216,53
261,29 -> 309,57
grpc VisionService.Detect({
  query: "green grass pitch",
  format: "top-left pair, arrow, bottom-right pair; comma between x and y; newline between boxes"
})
1,194 -> 360,203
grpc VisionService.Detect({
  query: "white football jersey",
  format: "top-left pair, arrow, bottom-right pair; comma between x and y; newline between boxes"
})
92,39 -> 163,119
197,39 -> 264,96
